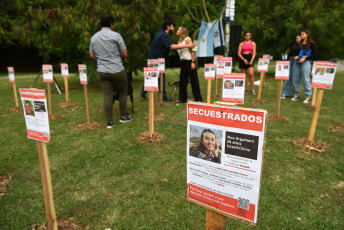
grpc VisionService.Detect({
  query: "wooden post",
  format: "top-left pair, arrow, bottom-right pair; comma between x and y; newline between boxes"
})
307,89 -> 324,141
275,80 -> 283,117
12,82 -> 19,108
149,91 -> 154,134
215,78 -> 219,95
47,83 -> 53,116
154,91 -> 158,115
160,73 -> 164,102
257,72 -> 265,101
206,210 -> 226,230
311,87 -> 317,107
207,79 -> 212,104
64,78 -> 70,103
36,141 -> 58,230
84,85 -> 91,124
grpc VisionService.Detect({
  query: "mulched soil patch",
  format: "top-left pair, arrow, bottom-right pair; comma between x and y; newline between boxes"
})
59,102 -> 79,108
75,122 -> 102,130
145,113 -> 166,121
137,132 -> 165,143
157,101 -> 168,107
293,138 -> 329,153
268,115 -> 289,121
9,107 -> 23,112
49,115 -> 65,120
328,123 -> 344,132
212,94 -> 220,98
32,218 -> 86,230
252,99 -> 267,104
0,176 -> 11,198
305,105 -> 316,111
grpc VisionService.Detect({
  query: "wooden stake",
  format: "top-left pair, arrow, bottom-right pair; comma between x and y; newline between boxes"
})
154,91 -> 158,115
47,82 -> 53,116
12,82 -> 19,107
257,72 -> 265,101
64,78 -> 70,103
206,210 -> 226,230
307,89 -> 324,141
215,78 -> 219,95
207,79 -> 212,104
275,80 -> 283,117
36,141 -> 58,230
149,91 -> 154,134
311,87 -> 317,107
160,73 -> 163,102
84,85 -> 91,124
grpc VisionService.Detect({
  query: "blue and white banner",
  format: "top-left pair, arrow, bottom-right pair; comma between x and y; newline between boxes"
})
214,18 -> 225,48
196,21 -> 216,57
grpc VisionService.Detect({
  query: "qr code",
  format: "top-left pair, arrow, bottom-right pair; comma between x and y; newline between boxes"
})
238,197 -> 250,210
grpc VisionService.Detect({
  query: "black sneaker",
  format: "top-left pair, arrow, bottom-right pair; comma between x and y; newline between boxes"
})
303,96 -> 311,104
106,122 -> 115,129
119,115 -> 133,123
291,95 -> 300,101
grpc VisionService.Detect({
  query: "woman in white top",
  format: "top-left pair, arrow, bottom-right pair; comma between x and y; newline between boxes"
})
175,26 -> 203,103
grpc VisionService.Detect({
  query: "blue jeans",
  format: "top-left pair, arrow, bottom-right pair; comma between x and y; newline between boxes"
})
292,60 -> 312,97
282,58 -> 295,96
140,73 -> 167,99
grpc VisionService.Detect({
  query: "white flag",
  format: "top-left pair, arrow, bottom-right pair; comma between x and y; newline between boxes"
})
214,18 -> 225,48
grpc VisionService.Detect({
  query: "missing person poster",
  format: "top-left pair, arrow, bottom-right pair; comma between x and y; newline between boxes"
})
61,63 -> 69,78
275,61 -> 290,80
42,65 -> 53,83
205,64 -> 216,80
213,55 -> 223,66
78,64 -> 87,85
311,61 -> 337,89
222,74 -> 245,104
7,67 -> 15,82
19,89 -> 50,142
216,57 -> 233,79
262,54 -> 270,61
158,58 -> 165,73
144,67 -> 158,91
257,58 -> 269,72
148,59 -> 160,74
187,103 -> 267,224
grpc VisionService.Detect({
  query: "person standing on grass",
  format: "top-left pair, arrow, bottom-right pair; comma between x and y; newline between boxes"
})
291,29 -> 316,103
238,30 -> 257,95
281,34 -> 301,99
90,14 -> 132,129
140,20 -> 195,101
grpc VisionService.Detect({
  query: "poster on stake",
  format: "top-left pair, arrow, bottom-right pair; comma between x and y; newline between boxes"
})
222,74 -> 245,104
205,64 -> 216,80
257,59 -> 269,73
42,65 -> 53,83
61,63 -> 69,78
275,61 -> 290,80
311,61 -> 337,89
216,57 -> 232,78
158,58 -> 165,73
148,59 -> 159,72
78,64 -> 88,85
8,67 -> 15,82
213,55 -> 223,66
144,67 -> 159,91
187,103 -> 267,224
19,89 -> 50,142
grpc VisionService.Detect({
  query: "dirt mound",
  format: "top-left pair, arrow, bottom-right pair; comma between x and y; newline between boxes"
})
137,132 -> 165,143
75,122 -> 102,130
59,102 -> 79,108
293,138 -> 329,152
329,123 -> 344,132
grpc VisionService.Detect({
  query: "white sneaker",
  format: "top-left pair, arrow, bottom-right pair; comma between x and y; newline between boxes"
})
291,95 -> 300,101
281,95 -> 287,99
303,96 -> 311,104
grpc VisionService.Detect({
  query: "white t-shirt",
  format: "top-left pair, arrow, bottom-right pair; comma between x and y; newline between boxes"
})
177,37 -> 192,60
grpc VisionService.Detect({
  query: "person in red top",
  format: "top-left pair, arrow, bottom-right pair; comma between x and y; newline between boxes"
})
238,31 -> 257,95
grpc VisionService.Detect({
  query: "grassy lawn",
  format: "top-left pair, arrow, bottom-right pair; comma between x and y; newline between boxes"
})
0,62 -> 343,229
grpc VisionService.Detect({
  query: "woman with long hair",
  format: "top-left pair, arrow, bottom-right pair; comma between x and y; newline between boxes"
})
238,30 -> 257,95
292,29 -> 316,103
281,34 -> 302,98
189,129 -> 220,163
175,26 -> 203,103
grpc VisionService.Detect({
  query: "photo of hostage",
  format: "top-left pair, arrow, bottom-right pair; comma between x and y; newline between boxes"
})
189,127 -> 221,164
224,80 -> 234,90
24,100 -> 35,116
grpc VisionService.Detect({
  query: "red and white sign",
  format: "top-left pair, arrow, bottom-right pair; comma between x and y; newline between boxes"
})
42,65 -> 53,83
144,67 -> 158,91
257,58 -> 269,72
78,64 -> 87,85
222,74 -> 245,104
311,61 -> 337,89
275,61 -> 289,80
148,59 -> 159,74
19,89 -> 50,142
158,58 -> 165,73
213,55 -> 223,65
205,64 -> 216,80
61,63 -> 69,78
7,67 -> 15,82
187,103 -> 267,223
216,57 -> 232,79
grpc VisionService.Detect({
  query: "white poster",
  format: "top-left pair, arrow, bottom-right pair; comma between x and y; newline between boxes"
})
148,59 -> 159,74
216,57 -> 232,79
158,58 -> 165,73
205,64 -> 216,80
257,58 -> 269,72
78,64 -> 87,85
275,61 -> 290,80
144,67 -> 158,91
262,54 -> 270,62
213,55 -> 223,65
7,67 -> 15,82
222,74 -> 245,104
61,63 -> 69,78
19,89 -> 50,142
42,65 -> 53,83
311,61 -> 337,89
187,103 -> 267,223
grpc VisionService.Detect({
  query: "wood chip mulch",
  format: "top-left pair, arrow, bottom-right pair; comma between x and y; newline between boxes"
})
157,101 -> 168,107
293,138 -> 329,153
75,122 -> 102,130
268,115 -> 289,121
212,94 -> 220,98
0,176 -> 11,198
32,218 -> 86,230
137,132 -> 165,143
328,123 -> 344,132
252,99 -> 267,104
145,113 -> 166,121
305,105 -> 316,111
59,102 -> 79,108
49,115 -> 65,120
9,107 -> 23,112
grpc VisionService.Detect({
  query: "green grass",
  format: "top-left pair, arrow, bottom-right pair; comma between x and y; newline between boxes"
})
0,62 -> 343,229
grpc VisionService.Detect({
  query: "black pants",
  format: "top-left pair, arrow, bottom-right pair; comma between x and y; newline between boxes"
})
179,60 -> 203,102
